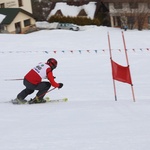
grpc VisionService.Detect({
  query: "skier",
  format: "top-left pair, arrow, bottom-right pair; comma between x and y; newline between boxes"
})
13,58 -> 63,104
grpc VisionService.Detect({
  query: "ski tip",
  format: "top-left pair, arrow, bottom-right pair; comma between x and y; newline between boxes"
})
63,98 -> 68,102
45,97 -> 68,103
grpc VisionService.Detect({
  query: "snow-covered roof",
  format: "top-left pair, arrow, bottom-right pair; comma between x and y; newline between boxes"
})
48,2 -> 96,19
0,14 -> 6,23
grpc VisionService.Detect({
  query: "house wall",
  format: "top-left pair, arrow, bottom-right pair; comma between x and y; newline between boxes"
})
107,2 -> 150,29
6,12 -> 36,33
0,0 -> 32,13
108,3 -> 150,14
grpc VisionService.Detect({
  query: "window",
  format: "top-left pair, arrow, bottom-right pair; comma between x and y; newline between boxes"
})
148,3 -> 150,9
129,3 -> 138,9
0,24 -> 3,32
0,3 -> 5,8
114,3 -> 122,9
128,16 -> 135,24
18,0 -> 23,7
148,16 -> 150,24
24,19 -> 31,27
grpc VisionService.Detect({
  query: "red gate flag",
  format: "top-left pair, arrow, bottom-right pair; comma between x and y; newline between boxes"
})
111,59 -> 132,85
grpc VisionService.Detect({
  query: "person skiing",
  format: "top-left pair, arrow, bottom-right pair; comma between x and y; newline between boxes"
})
12,58 -> 63,104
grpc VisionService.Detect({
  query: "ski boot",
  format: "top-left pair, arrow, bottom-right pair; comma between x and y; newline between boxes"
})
28,96 -> 46,104
12,98 -> 27,104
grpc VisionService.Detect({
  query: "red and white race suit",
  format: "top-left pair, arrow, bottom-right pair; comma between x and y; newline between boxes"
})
24,62 -> 59,88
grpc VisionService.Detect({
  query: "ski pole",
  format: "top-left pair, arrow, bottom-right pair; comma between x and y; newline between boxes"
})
28,87 -> 56,104
36,87 -> 56,99
5,78 -> 23,81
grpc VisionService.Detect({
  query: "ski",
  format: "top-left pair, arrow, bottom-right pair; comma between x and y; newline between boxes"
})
9,97 -> 68,105
44,97 -> 68,103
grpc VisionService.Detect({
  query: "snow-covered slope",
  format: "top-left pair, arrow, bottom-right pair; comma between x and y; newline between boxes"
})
0,26 -> 150,150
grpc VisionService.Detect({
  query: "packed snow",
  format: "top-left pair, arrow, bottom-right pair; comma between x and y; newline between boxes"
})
0,25 -> 150,150
47,2 -> 96,20
0,14 -> 5,23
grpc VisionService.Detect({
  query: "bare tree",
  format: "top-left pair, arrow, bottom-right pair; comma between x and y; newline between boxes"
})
31,0 -> 52,21
127,0 -> 150,30
109,0 -> 150,30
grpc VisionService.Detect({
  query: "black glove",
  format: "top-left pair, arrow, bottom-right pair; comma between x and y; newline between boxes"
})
58,83 -> 63,89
